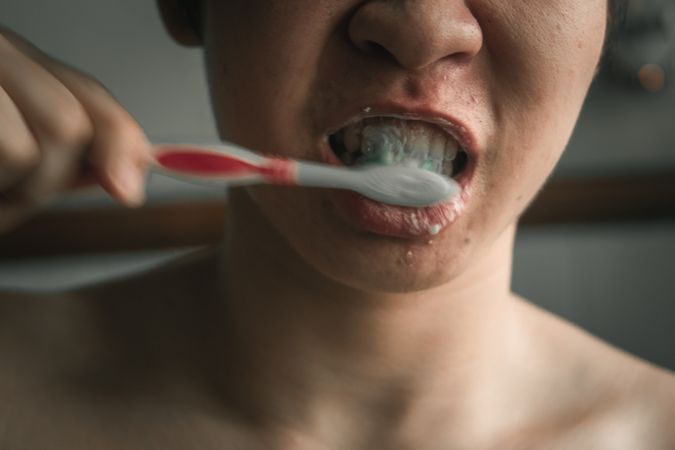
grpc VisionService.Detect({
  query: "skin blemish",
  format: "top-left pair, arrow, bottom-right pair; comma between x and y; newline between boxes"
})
428,224 -> 442,235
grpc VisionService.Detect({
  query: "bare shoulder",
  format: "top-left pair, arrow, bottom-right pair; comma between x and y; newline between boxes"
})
0,282 -> 127,395
511,295 -> 675,449
0,289 -> 98,446
0,249 -> 227,448
0,247 -> 220,366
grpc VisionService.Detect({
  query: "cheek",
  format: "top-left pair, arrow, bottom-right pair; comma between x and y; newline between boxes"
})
477,0 -> 607,120
203,1 -> 334,157
471,0 -> 607,212
478,0 -> 608,91
205,49 -> 308,157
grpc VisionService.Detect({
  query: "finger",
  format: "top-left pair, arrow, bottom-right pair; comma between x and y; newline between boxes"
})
0,34 -> 93,150
2,32 -> 150,206
17,39 -> 152,206
0,36 -> 93,204
50,67 -> 152,207
0,85 -> 40,188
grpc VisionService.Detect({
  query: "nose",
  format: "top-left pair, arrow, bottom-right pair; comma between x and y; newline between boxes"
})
348,0 -> 483,71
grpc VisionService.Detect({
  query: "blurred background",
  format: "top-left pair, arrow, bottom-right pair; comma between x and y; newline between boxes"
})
0,0 -> 674,370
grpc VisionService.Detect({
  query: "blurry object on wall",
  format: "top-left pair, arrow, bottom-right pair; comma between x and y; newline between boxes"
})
606,0 -> 675,93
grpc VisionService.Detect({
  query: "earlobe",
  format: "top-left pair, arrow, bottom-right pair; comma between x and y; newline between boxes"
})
156,0 -> 203,47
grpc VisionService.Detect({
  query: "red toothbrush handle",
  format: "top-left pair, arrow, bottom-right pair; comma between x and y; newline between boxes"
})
155,148 -> 258,175
154,145 -> 300,186
259,158 -> 298,185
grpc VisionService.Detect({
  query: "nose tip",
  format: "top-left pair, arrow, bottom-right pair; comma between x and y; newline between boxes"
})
348,1 -> 483,71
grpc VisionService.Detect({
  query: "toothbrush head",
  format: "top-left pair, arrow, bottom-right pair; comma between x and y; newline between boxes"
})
357,165 -> 460,207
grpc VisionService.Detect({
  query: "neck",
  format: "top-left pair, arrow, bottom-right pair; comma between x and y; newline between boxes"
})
215,191 -> 519,445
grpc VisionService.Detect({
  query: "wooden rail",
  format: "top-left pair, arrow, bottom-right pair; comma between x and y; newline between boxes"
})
1,171 -> 674,258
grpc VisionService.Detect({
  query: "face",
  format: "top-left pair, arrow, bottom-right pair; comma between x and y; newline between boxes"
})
199,0 -> 608,293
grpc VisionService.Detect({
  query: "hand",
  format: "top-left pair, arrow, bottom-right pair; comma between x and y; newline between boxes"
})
0,27 -> 151,233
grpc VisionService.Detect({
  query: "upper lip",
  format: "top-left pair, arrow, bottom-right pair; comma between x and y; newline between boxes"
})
322,102 -> 478,159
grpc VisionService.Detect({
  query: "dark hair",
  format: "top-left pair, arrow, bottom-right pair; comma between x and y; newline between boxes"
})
175,0 -> 203,39
607,0 -> 628,46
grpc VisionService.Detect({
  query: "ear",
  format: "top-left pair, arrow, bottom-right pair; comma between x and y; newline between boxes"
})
156,0 -> 203,46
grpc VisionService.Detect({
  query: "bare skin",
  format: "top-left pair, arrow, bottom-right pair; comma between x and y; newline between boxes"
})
1,0 -> 675,449
1,243 -> 674,449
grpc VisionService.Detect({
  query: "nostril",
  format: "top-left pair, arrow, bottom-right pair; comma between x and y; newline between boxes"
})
360,40 -> 397,62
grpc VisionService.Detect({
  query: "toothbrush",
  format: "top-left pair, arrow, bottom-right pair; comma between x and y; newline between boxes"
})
152,142 -> 460,208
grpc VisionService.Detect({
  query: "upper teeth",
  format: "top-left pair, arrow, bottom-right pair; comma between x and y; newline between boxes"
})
333,117 -> 462,176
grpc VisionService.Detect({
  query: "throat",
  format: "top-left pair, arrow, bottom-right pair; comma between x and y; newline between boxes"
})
217,191 -> 517,443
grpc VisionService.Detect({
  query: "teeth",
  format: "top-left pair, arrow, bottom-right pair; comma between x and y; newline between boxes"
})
362,125 -> 402,164
444,137 -> 459,161
332,118 -> 464,177
426,133 -> 446,173
406,132 -> 430,161
344,124 -> 361,153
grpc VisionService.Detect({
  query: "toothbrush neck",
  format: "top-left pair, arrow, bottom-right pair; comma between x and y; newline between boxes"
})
259,157 -> 297,184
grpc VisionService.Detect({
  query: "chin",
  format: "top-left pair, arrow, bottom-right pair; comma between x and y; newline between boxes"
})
240,187 -> 473,294
314,253 -> 463,294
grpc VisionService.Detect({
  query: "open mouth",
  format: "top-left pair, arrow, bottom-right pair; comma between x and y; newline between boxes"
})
327,116 -> 469,180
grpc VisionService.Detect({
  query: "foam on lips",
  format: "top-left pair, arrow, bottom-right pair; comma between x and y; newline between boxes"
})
329,117 -> 467,178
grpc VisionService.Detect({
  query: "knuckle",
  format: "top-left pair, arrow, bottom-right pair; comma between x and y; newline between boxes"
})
103,113 -> 146,149
0,139 -> 40,171
45,101 -> 94,149
82,75 -> 112,96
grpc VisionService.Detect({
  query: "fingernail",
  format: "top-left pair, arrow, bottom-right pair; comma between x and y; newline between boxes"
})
114,161 -> 145,207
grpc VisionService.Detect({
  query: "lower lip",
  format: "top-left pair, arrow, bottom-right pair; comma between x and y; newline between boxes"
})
332,191 -> 464,239
321,140 -> 467,239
